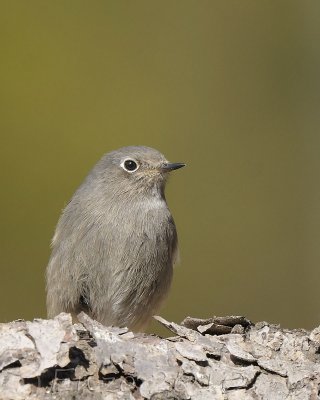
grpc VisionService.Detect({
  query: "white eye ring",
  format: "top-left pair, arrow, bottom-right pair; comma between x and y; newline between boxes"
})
120,158 -> 139,173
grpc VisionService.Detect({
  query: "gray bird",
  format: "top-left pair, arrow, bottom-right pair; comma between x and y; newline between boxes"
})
46,146 -> 185,331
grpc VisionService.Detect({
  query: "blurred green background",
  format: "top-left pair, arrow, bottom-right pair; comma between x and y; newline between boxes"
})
1,1 -> 320,335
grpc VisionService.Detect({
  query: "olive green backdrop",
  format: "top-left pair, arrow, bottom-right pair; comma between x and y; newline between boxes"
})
1,1 -> 320,335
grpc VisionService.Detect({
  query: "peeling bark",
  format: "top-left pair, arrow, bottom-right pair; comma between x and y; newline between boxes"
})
0,313 -> 320,399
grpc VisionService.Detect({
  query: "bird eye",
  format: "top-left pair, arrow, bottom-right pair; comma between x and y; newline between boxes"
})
122,159 -> 139,172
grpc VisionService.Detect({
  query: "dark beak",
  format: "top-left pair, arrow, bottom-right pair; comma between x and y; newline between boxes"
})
161,162 -> 186,171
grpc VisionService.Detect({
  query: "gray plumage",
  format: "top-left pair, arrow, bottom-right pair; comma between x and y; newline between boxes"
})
46,146 -> 185,331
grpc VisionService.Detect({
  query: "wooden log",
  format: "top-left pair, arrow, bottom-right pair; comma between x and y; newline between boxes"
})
0,312 -> 320,399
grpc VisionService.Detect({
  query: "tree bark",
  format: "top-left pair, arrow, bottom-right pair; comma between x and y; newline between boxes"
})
1,312 -> 320,399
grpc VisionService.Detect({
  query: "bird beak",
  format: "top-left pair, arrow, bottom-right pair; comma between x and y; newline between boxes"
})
161,162 -> 186,171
